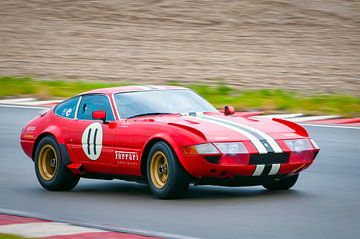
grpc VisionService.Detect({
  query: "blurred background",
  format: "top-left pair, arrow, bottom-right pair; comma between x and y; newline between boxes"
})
0,0 -> 359,114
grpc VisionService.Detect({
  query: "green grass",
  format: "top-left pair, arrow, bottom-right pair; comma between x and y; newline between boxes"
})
0,234 -> 29,239
1,76 -> 359,117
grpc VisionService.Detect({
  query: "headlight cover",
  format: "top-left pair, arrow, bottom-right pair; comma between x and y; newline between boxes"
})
310,138 -> 319,149
182,143 -> 220,155
285,139 -> 313,152
214,142 -> 248,154
182,142 -> 248,155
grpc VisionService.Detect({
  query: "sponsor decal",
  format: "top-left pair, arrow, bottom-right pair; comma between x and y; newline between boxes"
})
115,150 -> 139,167
81,122 -> 103,160
65,108 -> 72,117
26,126 -> 36,131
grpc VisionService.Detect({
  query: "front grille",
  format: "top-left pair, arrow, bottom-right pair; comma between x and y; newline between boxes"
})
249,152 -> 290,165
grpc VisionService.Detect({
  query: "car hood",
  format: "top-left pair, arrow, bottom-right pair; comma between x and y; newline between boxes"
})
136,113 -> 308,142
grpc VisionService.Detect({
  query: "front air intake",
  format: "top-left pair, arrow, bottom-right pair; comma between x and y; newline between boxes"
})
249,152 -> 290,165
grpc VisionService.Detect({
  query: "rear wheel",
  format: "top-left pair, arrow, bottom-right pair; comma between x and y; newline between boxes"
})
147,141 -> 189,199
34,136 -> 79,191
263,174 -> 299,191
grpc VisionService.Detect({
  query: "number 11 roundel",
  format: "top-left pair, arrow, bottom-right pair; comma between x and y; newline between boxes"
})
81,122 -> 103,160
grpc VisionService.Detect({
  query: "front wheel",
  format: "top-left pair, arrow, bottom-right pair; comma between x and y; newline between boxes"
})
263,174 -> 299,191
147,141 -> 189,199
34,136 -> 80,191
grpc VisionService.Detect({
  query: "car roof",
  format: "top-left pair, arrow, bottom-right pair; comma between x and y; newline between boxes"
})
81,85 -> 187,95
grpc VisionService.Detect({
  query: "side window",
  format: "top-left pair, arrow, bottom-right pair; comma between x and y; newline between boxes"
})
77,95 -> 115,121
54,96 -> 80,119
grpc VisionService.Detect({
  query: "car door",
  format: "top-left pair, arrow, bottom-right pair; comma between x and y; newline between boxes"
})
67,94 -> 118,174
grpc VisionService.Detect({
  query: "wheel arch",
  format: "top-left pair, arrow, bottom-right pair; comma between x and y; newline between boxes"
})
141,137 -> 166,178
140,135 -> 187,178
32,132 -> 57,161
32,125 -> 65,161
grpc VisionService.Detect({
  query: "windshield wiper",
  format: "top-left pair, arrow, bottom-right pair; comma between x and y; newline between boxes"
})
127,112 -> 173,119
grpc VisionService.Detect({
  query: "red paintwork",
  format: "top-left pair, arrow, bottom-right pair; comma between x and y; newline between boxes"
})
0,214 -> 47,225
20,86 -> 319,181
47,232 -> 160,239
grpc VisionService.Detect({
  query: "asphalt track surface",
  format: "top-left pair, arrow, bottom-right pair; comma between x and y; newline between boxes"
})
0,106 -> 359,239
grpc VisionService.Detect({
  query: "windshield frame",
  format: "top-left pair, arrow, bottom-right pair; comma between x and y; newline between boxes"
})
112,89 -> 218,119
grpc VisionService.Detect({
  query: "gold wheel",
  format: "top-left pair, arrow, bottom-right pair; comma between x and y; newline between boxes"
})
150,151 -> 169,189
38,144 -> 57,181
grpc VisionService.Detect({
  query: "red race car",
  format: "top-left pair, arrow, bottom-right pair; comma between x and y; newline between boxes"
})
20,86 -> 319,199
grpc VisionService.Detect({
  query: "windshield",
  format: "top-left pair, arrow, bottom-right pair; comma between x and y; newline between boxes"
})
114,89 -> 218,119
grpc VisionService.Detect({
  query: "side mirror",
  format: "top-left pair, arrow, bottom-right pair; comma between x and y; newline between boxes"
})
224,105 -> 235,115
92,110 -> 107,123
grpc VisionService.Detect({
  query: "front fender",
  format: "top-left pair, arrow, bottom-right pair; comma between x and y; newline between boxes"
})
143,125 -> 205,175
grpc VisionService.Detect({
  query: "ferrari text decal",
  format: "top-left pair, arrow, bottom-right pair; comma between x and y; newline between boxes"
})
81,122 -> 103,160
115,151 -> 139,167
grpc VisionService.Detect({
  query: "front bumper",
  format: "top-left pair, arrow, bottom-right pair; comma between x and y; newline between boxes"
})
179,149 -> 319,179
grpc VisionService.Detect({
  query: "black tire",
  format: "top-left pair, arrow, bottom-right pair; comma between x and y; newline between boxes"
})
34,136 -> 80,191
263,174 -> 299,191
147,141 -> 189,199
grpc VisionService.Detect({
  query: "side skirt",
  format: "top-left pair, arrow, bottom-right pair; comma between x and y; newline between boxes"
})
81,172 -> 147,184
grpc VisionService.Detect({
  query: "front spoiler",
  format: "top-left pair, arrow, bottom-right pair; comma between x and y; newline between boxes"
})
193,174 -> 294,187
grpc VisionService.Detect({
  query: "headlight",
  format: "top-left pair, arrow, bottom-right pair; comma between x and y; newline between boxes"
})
182,143 -> 219,155
214,142 -> 248,154
182,142 -> 248,155
285,139 -> 313,152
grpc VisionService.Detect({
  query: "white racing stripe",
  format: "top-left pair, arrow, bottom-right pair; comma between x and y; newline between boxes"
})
193,116 -> 268,154
268,164 -> 280,175
252,165 -> 265,176
204,115 -> 283,153
0,222 -> 105,238
252,164 -> 281,176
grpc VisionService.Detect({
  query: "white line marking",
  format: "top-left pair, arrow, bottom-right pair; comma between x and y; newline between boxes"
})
301,123 -> 360,129
255,113 -> 304,119
0,222 -> 105,238
16,100 -> 62,106
205,115 -> 283,153
252,164 -> 265,176
0,104 -> 49,110
0,98 -> 37,103
0,208 -> 202,239
193,116 -> 268,154
268,164 -> 280,175
288,115 -> 340,122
